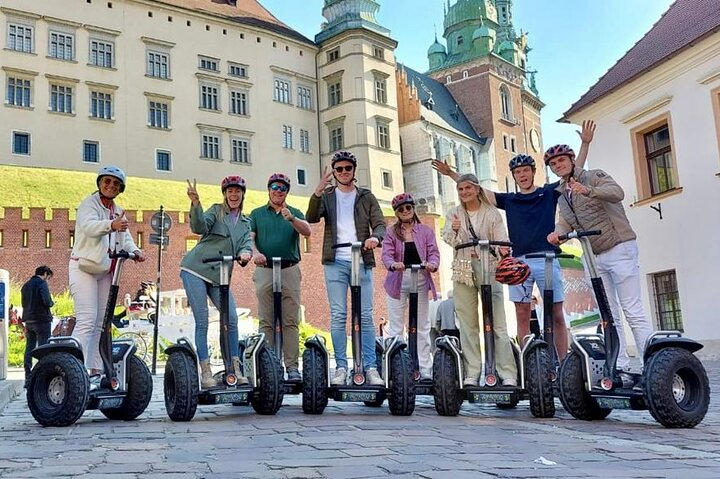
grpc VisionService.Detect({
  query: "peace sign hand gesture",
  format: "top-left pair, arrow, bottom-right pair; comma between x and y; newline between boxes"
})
186,179 -> 200,206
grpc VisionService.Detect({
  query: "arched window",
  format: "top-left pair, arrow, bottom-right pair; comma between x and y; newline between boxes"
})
500,84 -> 512,121
457,35 -> 464,47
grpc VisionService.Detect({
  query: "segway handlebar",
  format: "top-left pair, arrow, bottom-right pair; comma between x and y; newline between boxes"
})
202,255 -> 250,267
525,252 -> 576,260
558,230 -> 601,242
109,250 -> 137,260
455,239 -> 512,250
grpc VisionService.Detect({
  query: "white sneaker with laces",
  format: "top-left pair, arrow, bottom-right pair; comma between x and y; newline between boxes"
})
502,377 -> 518,387
463,376 -> 479,387
366,368 -> 384,386
331,367 -> 347,386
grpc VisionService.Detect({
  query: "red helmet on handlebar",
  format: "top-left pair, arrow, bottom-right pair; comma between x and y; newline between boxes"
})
495,256 -> 530,285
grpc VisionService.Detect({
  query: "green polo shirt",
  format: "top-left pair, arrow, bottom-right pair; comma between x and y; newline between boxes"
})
249,203 -> 305,262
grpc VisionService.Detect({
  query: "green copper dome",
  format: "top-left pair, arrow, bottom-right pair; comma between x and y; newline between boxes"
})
444,0 -> 490,32
472,24 -> 494,41
428,38 -> 447,55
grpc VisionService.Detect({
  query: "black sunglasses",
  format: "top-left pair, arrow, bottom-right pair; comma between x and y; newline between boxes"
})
396,204 -> 414,213
269,183 -> 289,192
334,165 -> 354,173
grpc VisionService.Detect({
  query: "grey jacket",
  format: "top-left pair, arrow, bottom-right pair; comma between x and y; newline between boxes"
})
306,187 -> 386,266
555,168 -> 636,254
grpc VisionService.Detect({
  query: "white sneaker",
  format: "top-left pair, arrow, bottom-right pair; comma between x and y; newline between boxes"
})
463,376 -> 479,387
502,377 -> 518,387
420,368 -> 433,381
331,367 -> 347,386
366,368 -> 384,386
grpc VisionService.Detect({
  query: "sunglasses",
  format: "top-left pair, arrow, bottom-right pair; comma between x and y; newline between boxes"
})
333,165 -> 354,173
269,183 -> 289,192
396,204 -> 414,213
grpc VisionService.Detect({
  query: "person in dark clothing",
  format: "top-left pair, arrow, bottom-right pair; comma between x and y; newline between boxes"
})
21,265 -> 54,386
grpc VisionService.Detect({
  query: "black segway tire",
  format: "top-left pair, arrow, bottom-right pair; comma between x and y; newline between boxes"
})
525,347 -> 555,418
27,352 -> 90,427
101,355 -> 153,420
302,347 -> 328,414
164,352 -> 199,422
644,347 -> 710,428
433,348 -> 463,416
388,351 -> 416,416
250,348 -> 284,415
559,351 -> 611,420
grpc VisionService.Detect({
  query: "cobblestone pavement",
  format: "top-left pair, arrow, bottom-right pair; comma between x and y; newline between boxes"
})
0,361 -> 717,479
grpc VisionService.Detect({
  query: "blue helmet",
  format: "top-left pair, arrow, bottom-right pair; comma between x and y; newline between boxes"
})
97,165 -> 126,192
508,154 -> 536,171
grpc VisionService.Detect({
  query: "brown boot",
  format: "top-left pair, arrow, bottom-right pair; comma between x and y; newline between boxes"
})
232,356 -> 249,385
200,360 -> 218,389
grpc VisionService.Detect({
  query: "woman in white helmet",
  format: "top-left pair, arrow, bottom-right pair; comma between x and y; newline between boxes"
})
69,166 -> 146,383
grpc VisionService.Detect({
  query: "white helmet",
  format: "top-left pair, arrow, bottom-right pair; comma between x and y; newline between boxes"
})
97,166 -> 126,192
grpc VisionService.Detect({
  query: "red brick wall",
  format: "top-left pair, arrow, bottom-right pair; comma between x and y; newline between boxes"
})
0,208 -> 442,331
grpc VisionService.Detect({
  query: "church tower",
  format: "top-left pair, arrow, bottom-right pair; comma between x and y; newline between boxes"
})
315,0 -> 402,204
426,0 -> 545,190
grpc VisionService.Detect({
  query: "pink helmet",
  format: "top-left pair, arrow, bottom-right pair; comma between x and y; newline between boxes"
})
267,172 -> 291,189
392,193 -> 415,211
544,144 -> 576,165
221,175 -> 246,192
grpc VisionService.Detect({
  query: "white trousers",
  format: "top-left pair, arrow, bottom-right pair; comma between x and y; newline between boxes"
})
595,240 -> 654,369
69,260 -> 112,371
386,271 -> 432,375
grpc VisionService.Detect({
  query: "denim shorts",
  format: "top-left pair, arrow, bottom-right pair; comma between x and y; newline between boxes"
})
509,254 -> 565,303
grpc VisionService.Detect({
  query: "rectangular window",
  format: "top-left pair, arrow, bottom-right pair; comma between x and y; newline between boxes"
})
147,51 -> 170,79
328,81 -> 342,107
510,137 -> 516,153
12,132 -> 30,155
231,138 -> 250,163
327,48 -> 339,62
274,78 -> 291,104
297,86 -> 312,110
373,46 -> 384,59
49,31 -> 74,60
502,134 -> 508,150
297,168 -> 307,186
377,123 -> 390,149
6,77 -> 31,107
282,125 -> 293,149
8,23 -> 33,53
201,134 -> 220,159
330,126 -> 343,151
229,90 -> 248,115
89,39 -> 114,68
228,63 -> 248,78
50,84 -> 73,113
198,56 -> 219,71
644,125 -> 675,195
156,150 -> 171,171
300,129 -> 310,153
90,91 -> 112,119
382,169 -> 393,189
148,101 -> 169,128
83,140 -> 99,162
200,84 -> 219,110
374,78 -> 387,104
45,231 -> 52,249
22,230 -> 28,248
651,270 -> 683,331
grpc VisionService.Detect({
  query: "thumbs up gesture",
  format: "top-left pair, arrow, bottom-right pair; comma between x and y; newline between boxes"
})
451,213 -> 461,232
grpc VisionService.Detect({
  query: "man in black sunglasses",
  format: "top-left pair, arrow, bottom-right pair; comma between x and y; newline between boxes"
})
249,172 -> 311,381
306,150 -> 386,386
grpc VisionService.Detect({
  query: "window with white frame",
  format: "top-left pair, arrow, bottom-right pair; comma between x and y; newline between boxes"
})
327,47 -> 339,63
198,55 -> 219,72
199,83 -> 220,110
373,46 -> 384,60
6,76 -> 32,107
147,51 -> 170,79
231,138 -> 250,163
89,39 -> 114,68
381,169 -> 393,189
282,124 -> 293,149
148,100 -> 169,128
7,23 -> 33,53
274,78 -> 291,104
228,63 -> 248,78
377,122 -> 390,149
297,85 -> 312,110
90,91 -> 112,119
12,131 -> 30,155
328,80 -> 342,107
300,129 -> 310,153
374,76 -> 387,104
229,89 -> 248,115
83,140 -> 99,163
296,168 -> 307,186
49,31 -> 74,60
50,84 -> 73,113
156,150 -> 171,171
330,125 -> 343,151
201,133 -> 221,159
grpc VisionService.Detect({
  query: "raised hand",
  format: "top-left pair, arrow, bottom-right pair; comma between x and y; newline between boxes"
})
568,177 -> 589,196
577,120 -> 596,144
186,178 -> 200,205
451,213 -> 461,233
111,213 -> 129,232
314,166 -> 333,196
431,159 -> 453,177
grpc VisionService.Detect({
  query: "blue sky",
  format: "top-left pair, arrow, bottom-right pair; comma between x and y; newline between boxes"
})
261,0 -> 675,155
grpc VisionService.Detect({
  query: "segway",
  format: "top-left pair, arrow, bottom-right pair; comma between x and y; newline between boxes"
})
558,231 -> 710,428
405,264 -> 434,397
301,242 -> 415,415
27,251 -> 153,427
163,255 -> 283,421
434,239 -> 553,417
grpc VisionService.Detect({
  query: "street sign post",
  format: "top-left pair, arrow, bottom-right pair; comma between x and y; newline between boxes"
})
150,206 -> 171,374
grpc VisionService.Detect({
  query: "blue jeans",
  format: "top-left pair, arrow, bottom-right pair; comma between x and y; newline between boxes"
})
324,261 -> 377,370
181,270 -> 239,361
